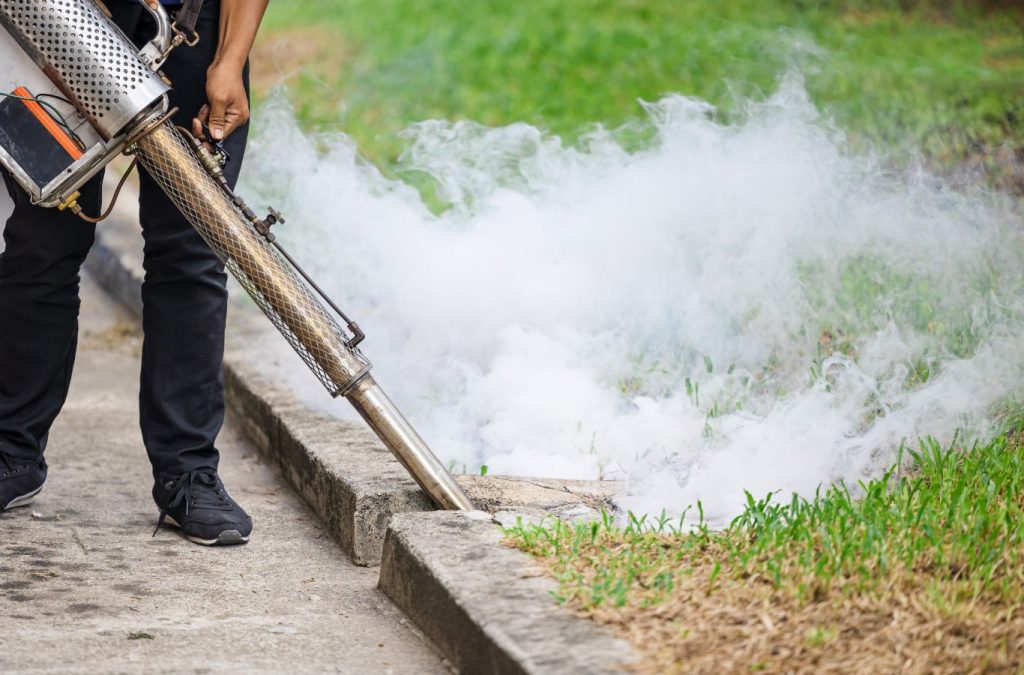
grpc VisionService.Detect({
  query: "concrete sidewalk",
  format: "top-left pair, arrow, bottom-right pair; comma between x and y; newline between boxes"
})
0,267 -> 447,673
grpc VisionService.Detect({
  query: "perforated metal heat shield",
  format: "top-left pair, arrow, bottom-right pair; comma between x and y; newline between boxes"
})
0,0 -> 168,139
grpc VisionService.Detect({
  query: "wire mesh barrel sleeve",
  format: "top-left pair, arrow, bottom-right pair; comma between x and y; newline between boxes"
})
134,122 -> 369,394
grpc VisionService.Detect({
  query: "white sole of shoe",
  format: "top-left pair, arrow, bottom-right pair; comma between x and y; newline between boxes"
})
3,484 -> 43,511
161,514 -> 250,546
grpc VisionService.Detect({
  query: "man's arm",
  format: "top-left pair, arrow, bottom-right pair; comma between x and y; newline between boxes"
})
193,0 -> 269,142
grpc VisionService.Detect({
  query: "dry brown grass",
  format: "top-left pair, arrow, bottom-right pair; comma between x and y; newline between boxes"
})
559,555 -> 1023,674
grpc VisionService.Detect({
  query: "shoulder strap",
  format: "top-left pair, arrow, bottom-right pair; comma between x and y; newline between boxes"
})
174,0 -> 204,39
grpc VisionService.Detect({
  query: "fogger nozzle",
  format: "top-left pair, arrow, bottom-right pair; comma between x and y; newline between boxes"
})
133,122 -> 473,512
347,377 -> 474,511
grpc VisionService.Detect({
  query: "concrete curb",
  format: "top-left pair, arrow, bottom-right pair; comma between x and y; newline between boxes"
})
380,510 -> 641,674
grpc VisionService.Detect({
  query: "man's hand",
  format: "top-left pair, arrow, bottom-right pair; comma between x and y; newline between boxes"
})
190,0 -> 269,143
192,64 -> 249,142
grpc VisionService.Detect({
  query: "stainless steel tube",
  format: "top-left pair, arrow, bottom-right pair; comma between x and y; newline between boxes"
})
346,376 -> 474,511
134,122 -> 473,511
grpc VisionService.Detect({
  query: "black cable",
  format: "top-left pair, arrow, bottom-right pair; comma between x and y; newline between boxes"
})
34,92 -> 75,107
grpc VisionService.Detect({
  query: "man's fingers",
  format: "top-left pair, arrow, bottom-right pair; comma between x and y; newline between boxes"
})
190,106 -> 215,150
219,104 -> 250,141
193,105 -> 209,138
195,99 -> 248,144
209,98 -> 227,141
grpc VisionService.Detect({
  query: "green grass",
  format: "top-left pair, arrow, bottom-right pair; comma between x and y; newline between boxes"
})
506,432 -> 1024,609
259,0 -> 1024,182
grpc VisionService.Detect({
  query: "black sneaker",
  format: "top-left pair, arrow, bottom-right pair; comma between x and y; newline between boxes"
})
152,469 -> 252,546
0,455 -> 46,512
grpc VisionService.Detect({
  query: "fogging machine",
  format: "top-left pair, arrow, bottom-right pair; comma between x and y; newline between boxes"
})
0,0 -> 473,511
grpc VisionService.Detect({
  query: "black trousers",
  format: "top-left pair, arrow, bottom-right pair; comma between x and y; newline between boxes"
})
0,0 -> 249,478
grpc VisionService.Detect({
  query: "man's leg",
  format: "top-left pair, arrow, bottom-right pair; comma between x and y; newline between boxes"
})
130,1 -> 249,478
126,2 -> 253,545
0,169 -> 102,509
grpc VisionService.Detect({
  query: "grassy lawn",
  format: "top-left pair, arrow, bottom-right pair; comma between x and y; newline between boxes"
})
505,433 -> 1024,672
256,0 -> 1023,189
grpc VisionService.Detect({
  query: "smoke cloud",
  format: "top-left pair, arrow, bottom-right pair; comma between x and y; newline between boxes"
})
240,74 -> 1024,524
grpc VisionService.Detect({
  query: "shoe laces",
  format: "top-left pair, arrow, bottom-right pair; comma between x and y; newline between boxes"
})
153,470 -> 231,536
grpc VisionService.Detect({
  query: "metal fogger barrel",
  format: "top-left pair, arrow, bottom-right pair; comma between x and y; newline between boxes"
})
0,0 -> 473,511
